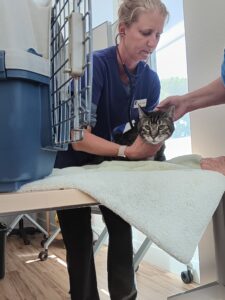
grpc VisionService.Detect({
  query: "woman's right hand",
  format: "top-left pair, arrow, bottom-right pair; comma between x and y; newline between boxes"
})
125,136 -> 162,160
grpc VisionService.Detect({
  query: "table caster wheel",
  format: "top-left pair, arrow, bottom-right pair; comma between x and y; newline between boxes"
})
181,269 -> 193,284
38,250 -> 48,261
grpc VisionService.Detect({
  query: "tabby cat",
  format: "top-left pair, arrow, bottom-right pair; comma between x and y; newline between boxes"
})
114,105 -> 175,161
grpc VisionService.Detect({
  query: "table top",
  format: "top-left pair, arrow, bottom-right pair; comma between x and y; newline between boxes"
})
0,189 -> 97,215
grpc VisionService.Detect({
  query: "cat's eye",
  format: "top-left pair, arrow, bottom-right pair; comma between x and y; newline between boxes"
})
158,125 -> 165,131
144,125 -> 151,130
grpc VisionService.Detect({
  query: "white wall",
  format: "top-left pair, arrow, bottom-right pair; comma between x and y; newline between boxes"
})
92,21 -> 113,51
184,0 -> 225,157
183,0 -> 225,284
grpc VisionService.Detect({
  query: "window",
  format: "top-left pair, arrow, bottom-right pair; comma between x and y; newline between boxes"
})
155,0 -> 192,159
92,0 -> 114,27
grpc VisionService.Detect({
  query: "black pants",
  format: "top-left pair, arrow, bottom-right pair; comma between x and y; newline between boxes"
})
57,205 -> 137,300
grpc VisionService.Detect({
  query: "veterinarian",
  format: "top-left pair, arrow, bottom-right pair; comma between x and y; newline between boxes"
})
55,0 -> 169,299
158,50 -> 225,176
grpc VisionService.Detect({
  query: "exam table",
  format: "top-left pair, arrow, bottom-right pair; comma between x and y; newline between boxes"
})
1,169 -> 225,300
0,188 -> 152,276
0,188 -> 96,279
0,157 -> 225,300
0,189 -> 97,216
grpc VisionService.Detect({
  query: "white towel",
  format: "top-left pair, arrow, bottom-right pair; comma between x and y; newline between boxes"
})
19,154 -> 225,264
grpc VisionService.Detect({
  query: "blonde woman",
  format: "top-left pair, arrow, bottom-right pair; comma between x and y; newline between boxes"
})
56,1 -> 169,299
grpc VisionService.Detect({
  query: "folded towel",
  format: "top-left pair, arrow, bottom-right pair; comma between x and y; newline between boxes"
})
19,154 -> 225,264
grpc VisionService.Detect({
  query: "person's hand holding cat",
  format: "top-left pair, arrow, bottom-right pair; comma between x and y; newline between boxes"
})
125,135 -> 162,160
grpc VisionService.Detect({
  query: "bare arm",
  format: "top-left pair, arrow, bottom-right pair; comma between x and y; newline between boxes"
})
72,129 -> 161,160
72,129 -> 120,157
157,78 -> 225,121
183,78 -> 225,110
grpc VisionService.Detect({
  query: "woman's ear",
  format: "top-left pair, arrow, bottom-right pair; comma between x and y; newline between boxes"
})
118,23 -> 126,36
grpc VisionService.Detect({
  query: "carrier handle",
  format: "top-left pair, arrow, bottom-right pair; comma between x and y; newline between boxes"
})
66,12 -> 85,77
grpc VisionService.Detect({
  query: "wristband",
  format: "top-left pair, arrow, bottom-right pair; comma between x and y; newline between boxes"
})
117,145 -> 127,158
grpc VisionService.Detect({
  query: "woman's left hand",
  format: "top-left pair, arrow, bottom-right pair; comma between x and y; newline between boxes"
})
125,136 -> 162,160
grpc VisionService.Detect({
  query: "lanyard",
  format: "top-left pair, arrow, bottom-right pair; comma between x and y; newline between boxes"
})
123,65 -> 137,128
116,44 -> 148,129
116,45 -> 137,128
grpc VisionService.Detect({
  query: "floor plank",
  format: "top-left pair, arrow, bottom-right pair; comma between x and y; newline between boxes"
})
0,233 -> 198,299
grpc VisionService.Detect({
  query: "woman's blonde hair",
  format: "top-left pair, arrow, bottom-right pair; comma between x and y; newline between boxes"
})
118,0 -> 169,27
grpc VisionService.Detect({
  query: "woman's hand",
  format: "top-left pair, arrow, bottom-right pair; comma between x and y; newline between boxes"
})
156,95 -> 188,121
200,156 -> 225,176
125,136 -> 162,160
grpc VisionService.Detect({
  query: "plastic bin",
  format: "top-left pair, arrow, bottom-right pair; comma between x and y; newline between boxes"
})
0,223 -> 7,279
0,49 -> 57,192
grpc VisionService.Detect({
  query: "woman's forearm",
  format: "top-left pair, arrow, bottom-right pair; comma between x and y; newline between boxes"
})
184,78 -> 225,113
71,129 -> 120,157
71,129 -> 161,160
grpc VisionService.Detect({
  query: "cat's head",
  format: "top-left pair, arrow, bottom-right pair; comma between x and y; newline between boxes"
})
137,106 -> 175,145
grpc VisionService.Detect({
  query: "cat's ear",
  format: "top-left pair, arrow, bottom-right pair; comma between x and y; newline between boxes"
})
166,105 -> 175,119
138,105 -> 147,118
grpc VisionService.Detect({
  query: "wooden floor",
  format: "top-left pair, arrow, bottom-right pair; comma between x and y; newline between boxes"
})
0,233 -> 198,300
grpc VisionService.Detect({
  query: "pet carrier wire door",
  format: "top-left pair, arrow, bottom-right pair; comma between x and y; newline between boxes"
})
38,0 -> 93,260
50,0 -> 93,148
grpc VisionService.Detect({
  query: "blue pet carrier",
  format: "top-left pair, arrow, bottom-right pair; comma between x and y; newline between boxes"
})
0,49 -> 56,192
0,0 -> 92,192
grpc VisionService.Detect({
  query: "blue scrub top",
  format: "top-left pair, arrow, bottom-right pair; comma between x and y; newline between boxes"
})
91,46 -> 160,141
55,46 -> 161,167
